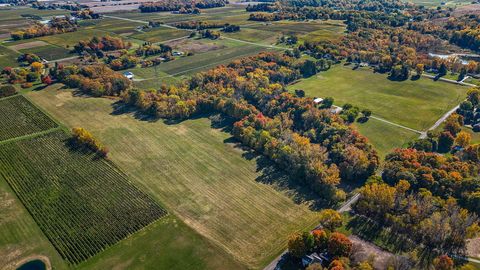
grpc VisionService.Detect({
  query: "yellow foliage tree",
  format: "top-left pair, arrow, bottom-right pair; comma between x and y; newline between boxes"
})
455,131 -> 471,148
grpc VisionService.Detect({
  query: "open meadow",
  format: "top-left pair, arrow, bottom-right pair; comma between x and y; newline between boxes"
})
288,64 -> 468,131
28,86 -> 322,269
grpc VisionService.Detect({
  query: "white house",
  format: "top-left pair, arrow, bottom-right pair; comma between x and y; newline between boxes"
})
123,71 -> 134,80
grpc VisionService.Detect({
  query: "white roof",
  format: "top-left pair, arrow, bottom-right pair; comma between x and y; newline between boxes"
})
313,97 -> 323,103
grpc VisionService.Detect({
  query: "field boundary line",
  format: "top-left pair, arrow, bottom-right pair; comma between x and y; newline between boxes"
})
0,126 -> 61,145
369,115 -> 423,135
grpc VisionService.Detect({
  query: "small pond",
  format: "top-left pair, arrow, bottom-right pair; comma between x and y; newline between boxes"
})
16,259 -> 46,270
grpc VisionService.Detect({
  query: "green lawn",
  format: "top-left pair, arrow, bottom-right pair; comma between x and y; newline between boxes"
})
28,86 -> 321,269
288,65 -> 468,131
353,117 -> 419,159
81,18 -> 144,35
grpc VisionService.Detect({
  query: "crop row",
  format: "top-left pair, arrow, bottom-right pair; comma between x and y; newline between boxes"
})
0,95 -> 58,141
0,131 -> 167,264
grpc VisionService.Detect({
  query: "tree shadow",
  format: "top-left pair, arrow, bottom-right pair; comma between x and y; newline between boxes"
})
356,116 -> 369,123
346,215 -> 414,254
62,137 -> 104,161
218,138 -> 336,211
410,74 -> 421,81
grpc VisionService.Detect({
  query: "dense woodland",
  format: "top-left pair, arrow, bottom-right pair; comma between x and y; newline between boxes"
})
354,180 -> 479,253
246,0 -> 480,76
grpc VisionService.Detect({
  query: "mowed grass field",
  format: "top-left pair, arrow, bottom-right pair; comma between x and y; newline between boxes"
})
288,65 -> 468,131
28,86 -> 321,269
353,118 -> 419,158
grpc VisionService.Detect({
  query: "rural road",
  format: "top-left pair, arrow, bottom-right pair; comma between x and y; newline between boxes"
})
421,73 -> 476,87
263,193 -> 360,270
419,105 -> 460,139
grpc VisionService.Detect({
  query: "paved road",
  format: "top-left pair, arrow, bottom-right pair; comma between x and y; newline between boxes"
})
422,73 -> 476,87
263,193 -> 361,270
419,105 -> 460,139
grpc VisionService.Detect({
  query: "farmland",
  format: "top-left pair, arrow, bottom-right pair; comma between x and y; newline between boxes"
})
0,95 -> 58,142
27,86 -> 321,269
1,1 -> 480,269
0,130 -> 167,264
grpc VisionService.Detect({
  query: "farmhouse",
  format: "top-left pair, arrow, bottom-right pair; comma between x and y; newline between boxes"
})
302,252 -> 329,267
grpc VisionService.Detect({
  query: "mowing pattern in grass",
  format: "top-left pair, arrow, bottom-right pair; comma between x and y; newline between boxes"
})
0,95 -> 58,141
0,131 -> 167,264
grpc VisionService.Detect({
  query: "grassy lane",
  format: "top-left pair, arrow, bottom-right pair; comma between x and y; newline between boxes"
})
28,86 -> 321,269
288,65 -> 468,131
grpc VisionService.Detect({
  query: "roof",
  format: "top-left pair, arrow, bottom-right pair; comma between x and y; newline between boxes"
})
313,97 -> 323,103
123,71 -> 134,76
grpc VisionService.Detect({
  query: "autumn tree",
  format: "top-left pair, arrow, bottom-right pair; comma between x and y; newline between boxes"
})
288,231 -> 314,258
312,229 -> 328,251
0,85 -> 16,98
455,131 -> 471,148
318,209 -> 343,231
433,255 -> 454,270
327,232 -> 352,257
